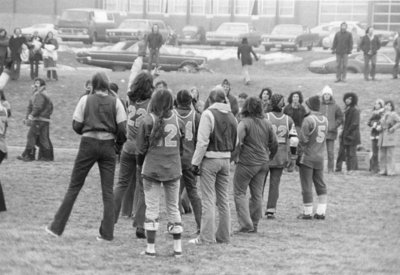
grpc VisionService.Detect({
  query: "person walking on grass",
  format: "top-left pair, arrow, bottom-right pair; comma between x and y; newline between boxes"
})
393,31 -> 400,79
136,89 -> 184,258
335,93 -> 360,174
113,71 -> 153,239
0,90 -> 11,212
359,27 -> 381,81
332,22 -> 353,83
174,89 -> 202,234
233,97 -> 277,233
237,37 -> 258,85
189,86 -> 237,245
297,96 -> 328,220
17,78 -> 54,162
367,99 -> 385,174
376,100 -> 400,176
264,94 -> 297,219
320,86 -> 343,173
45,72 -> 127,241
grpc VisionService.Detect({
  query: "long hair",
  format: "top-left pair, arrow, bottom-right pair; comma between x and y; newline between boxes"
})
128,71 -> 153,102
241,97 -> 264,119
287,90 -> 304,104
259,87 -> 272,100
91,72 -> 110,92
149,89 -> 174,147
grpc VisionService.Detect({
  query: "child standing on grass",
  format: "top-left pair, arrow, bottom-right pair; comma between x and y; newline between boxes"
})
136,89 -> 185,258
297,96 -> 328,220
0,90 -> 11,212
367,99 -> 385,173
377,100 -> 400,176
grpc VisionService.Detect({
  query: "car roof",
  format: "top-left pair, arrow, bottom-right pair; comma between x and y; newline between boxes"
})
220,22 -> 249,25
64,8 -> 106,12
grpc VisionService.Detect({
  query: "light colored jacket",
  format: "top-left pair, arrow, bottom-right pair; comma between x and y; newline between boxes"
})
378,111 -> 400,147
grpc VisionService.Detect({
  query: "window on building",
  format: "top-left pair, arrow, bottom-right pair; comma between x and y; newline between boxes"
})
260,0 -> 276,17
191,0 -> 205,14
170,0 -> 187,14
216,0 -> 230,15
104,0 -> 118,10
319,0 -> 368,24
373,1 -> 400,31
234,0 -> 250,15
148,0 -> 162,14
279,0 -> 294,17
130,0 -> 143,13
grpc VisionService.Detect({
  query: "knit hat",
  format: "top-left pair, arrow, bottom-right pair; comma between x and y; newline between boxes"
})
176,89 -> 192,107
321,85 -> 333,96
305,96 -> 320,112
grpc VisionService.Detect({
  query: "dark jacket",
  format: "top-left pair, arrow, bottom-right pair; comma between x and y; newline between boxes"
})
341,92 -> 361,146
146,31 -> 163,50
332,30 -> 353,55
28,35 -> 43,60
367,108 -> 384,139
0,29 -> 8,58
8,35 -> 27,61
394,35 -> 400,52
27,86 -> 53,121
359,35 -> 381,56
320,97 -> 343,140
237,44 -> 258,66
283,103 -> 306,129
204,91 -> 239,117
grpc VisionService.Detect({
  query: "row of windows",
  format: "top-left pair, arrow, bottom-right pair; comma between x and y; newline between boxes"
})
104,0 -> 295,17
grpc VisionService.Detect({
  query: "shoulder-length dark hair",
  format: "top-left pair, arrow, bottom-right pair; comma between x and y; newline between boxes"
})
287,91 -> 304,104
127,71 -> 154,102
259,87 -> 272,100
241,97 -> 264,119
91,72 -> 110,92
149,89 -> 174,147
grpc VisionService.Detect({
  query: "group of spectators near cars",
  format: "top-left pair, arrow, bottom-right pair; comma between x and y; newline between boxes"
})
332,21 -> 400,82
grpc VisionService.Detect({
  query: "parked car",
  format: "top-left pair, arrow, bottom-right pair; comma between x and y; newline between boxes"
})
106,19 -> 169,43
206,22 -> 262,47
21,23 -> 58,39
262,24 -> 320,51
57,8 -> 117,44
310,22 -> 337,46
76,40 -> 207,72
178,25 -> 206,45
308,52 -> 395,74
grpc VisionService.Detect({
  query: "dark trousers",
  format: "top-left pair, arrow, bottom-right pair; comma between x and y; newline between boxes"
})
148,48 -> 159,71
370,138 -> 380,173
0,151 -> 6,212
364,54 -> 377,79
393,50 -> 400,78
47,70 -> 58,80
179,168 -> 202,230
336,54 -> 348,81
30,58 -> 40,80
299,165 -> 326,204
336,143 -> 358,171
265,167 -> 284,212
326,139 -> 335,172
49,137 -> 116,240
10,60 -> 21,80
0,55 -> 5,75
24,121 -> 54,160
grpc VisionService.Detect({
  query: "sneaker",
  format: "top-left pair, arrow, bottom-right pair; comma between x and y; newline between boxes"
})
17,155 -> 34,162
188,237 -> 201,245
140,250 -> 156,257
314,213 -> 325,220
174,251 -> 183,258
297,214 -> 313,220
45,226 -> 60,237
265,212 -> 276,219
136,227 -> 146,239
96,235 -> 112,242
233,228 -> 251,234
334,79 -> 341,83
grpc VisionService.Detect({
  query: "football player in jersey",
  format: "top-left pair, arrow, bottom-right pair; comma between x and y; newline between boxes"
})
113,71 -> 153,239
264,94 -> 298,219
174,89 -> 202,234
136,89 -> 185,258
298,95 -> 329,220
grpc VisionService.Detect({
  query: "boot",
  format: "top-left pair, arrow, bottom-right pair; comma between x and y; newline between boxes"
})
47,70 -> 51,80
52,70 -> 58,81
17,148 -> 35,162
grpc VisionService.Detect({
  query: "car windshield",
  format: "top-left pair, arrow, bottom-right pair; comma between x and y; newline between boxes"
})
183,26 -> 198,32
119,21 -> 149,29
217,24 -> 247,33
61,11 -> 90,21
272,25 -> 302,35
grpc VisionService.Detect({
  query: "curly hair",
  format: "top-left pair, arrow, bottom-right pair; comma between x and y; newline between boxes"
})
149,89 -> 174,147
91,72 -> 109,92
241,97 -> 264,119
259,87 -> 272,100
287,91 -> 304,104
128,71 -> 154,102
385,100 -> 395,111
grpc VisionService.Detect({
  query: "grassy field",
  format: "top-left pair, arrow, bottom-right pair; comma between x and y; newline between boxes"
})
1,47 -> 400,274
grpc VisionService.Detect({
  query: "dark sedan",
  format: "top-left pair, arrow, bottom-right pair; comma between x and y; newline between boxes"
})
178,25 -> 206,45
76,40 -> 208,72
308,52 -> 395,74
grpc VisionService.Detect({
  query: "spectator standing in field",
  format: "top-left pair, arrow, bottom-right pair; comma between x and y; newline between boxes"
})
146,24 -> 163,72
332,22 -> 353,83
174,89 -> 202,234
28,31 -> 43,80
45,72 -> 127,241
297,96 -> 328,220
237,37 -> 258,85
189,86 -> 237,244
190,86 -> 204,114
283,91 -> 307,134
233,97 -> 277,233
237,92 -> 248,120
264,94 -> 297,219
0,28 -> 9,75
17,78 -> 54,162
359,27 -> 381,81
335,93 -> 360,173
377,100 -> 400,176
113,72 -> 152,239
0,90 -> 11,212
43,32 -> 59,81
136,89 -> 184,258
367,99 -> 385,174
392,31 -> 400,79
8,27 -> 27,80
320,86 -> 344,173
259,87 -> 272,114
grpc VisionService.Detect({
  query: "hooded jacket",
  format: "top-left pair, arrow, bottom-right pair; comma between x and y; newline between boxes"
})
320,95 -> 343,140
341,92 -> 360,146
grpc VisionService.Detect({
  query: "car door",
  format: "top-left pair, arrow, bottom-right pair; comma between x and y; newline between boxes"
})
375,53 -> 394,74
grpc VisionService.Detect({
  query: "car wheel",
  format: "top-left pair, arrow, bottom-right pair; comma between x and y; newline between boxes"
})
112,65 -> 126,72
307,43 -> 313,51
179,63 -> 197,73
264,46 -> 271,52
